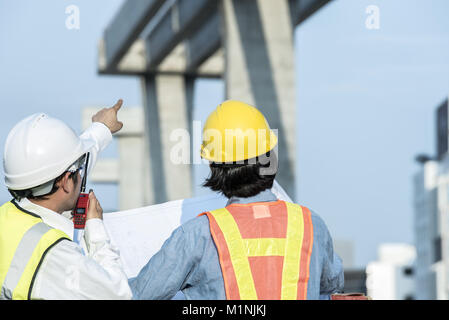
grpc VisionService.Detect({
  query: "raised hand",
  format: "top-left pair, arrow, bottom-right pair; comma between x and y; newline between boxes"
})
92,99 -> 124,134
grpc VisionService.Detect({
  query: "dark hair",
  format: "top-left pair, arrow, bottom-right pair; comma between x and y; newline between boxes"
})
9,170 -> 79,201
203,151 -> 278,198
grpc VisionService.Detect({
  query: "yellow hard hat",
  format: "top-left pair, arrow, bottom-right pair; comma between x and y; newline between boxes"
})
200,100 -> 278,163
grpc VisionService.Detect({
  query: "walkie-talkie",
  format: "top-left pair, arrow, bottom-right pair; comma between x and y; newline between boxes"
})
73,153 -> 90,229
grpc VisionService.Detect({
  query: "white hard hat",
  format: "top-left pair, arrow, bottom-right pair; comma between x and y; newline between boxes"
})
3,113 -> 95,193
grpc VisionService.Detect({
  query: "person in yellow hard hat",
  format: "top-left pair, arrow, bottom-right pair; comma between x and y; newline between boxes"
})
129,100 -> 344,300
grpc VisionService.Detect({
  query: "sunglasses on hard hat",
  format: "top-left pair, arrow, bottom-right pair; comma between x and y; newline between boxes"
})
67,154 -> 88,179
74,163 -> 86,180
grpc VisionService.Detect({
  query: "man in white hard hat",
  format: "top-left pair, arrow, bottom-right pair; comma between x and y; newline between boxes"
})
0,100 -> 132,300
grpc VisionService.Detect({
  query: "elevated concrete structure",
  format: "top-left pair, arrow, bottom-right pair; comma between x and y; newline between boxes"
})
82,107 -> 151,210
222,0 -> 297,196
99,0 -> 333,205
102,0 -> 165,74
142,74 -> 193,203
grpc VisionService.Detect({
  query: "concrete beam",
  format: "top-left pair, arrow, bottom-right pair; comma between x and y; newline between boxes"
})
289,0 -> 332,25
157,42 -> 187,73
185,10 -> 221,72
102,0 -> 165,73
145,0 -> 218,69
197,48 -> 224,76
98,37 -> 222,78
99,0 -> 331,77
222,0 -> 297,199
117,39 -> 147,74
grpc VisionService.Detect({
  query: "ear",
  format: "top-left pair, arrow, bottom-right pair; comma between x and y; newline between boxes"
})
58,172 -> 73,194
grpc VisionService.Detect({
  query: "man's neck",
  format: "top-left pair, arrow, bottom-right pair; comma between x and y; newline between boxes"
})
28,198 -> 64,214
226,189 -> 278,206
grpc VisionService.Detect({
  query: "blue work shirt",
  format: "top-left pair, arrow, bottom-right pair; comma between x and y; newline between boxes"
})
129,189 -> 344,300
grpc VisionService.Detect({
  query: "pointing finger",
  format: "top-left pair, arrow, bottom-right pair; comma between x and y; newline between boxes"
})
113,99 -> 123,112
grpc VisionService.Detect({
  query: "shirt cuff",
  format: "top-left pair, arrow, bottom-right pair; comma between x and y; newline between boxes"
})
84,218 -> 109,244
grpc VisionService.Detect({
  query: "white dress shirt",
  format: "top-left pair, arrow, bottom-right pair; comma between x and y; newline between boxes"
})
20,122 -> 132,300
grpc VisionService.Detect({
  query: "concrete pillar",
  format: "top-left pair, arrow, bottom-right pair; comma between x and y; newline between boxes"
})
117,136 -> 146,209
221,0 -> 297,199
141,74 -> 193,203
115,107 -> 149,210
82,107 -> 150,211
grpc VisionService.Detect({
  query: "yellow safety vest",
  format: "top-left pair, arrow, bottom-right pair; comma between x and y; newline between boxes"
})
0,200 -> 70,300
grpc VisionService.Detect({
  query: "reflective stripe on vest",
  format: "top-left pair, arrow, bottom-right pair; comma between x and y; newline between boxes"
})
0,201 -> 70,300
201,200 -> 313,300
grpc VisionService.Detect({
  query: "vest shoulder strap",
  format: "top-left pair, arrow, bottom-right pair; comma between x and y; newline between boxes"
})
0,201 -> 70,300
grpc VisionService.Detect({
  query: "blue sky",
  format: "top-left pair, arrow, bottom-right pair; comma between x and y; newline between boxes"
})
294,0 -> 449,267
1,0 -> 448,268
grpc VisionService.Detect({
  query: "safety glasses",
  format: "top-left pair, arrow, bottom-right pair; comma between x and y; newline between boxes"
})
77,163 -> 87,180
68,153 -> 88,179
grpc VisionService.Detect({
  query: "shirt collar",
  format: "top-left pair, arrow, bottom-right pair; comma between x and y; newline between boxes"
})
17,198 -> 74,240
226,189 -> 278,206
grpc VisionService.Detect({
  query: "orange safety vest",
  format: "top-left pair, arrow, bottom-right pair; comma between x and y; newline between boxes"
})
200,200 -> 313,300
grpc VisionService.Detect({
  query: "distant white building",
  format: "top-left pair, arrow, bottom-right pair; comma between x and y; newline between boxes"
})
413,98 -> 449,300
413,158 -> 439,299
366,243 -> 416,300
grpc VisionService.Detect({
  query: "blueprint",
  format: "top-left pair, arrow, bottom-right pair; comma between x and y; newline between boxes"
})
102,180 -> 293,279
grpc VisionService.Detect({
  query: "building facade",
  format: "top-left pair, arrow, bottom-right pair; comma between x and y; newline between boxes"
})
413,98 -> 449,300
366,243 -> 416,300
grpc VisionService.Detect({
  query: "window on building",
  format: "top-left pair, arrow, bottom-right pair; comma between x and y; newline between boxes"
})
437,100 -> 448,160
434,236 -> 442,262
403,267 -> 414,276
